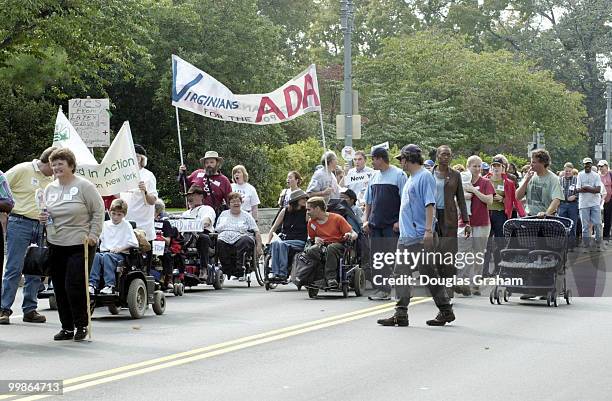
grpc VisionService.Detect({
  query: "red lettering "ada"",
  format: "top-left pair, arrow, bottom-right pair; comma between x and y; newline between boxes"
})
255,73 -> 320,123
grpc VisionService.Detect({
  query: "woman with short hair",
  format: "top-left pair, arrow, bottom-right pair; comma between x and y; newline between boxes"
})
40,148 -> 104,341
231,165 -> 260,221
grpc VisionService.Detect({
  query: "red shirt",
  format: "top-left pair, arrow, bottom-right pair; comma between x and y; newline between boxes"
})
465,176 -> 495,227
307,213 -> 353,244
185,170 -> 232,211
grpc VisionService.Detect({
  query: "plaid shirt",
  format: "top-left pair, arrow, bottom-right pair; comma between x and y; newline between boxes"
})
559,175 -> 577,201
0,170 -> 14,207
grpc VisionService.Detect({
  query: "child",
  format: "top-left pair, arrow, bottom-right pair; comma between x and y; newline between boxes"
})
89,198 -> 138,294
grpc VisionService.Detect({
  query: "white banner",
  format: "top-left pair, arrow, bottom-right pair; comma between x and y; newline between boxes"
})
53,108 -> 141,196
171,55 -> 321,125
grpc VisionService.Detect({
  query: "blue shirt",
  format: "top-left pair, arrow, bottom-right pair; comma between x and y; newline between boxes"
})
364,165 -> 407,228
434,172 -> 445,209
399,167 -> 436,244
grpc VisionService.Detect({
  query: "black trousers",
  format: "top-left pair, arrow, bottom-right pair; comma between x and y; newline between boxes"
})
196,233 -> 212,270
435,209 -> 458,279
395,243 -> 451,312
49,243 -> 95,331
217,236 -> 254,276
603,201 -> 612,239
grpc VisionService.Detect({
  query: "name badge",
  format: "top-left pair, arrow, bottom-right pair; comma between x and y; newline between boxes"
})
31,177 -> 39,187
196,172 -> 205,178
63,194 -> 72,201
310,223 -> 317,230
496,185 -> 504,191
70,187 -> 79,196
48,194 -> 58,203
569,185 -> 575,191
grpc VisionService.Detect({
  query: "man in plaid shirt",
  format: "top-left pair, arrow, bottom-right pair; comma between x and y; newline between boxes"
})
558,162 -> 578,250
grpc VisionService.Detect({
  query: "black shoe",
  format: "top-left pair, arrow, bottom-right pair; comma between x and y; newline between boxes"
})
327,279 -> 338,288
377,314 -> 409,327
54,329 -> 74,341
426,310 -> 455,326
74,327 -> 87,341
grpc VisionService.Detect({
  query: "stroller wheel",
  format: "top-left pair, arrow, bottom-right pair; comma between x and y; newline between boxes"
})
546,291 -> 553,307
503,289 -> 509,303
489,289 -> 496,305
496,289 -> 502,305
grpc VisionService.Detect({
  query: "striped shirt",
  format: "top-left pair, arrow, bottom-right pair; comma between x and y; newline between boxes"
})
0,170 -> 14,207
559,175 -> 577,202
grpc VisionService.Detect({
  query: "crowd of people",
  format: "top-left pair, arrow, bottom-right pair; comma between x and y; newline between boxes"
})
0,141 -> 609,337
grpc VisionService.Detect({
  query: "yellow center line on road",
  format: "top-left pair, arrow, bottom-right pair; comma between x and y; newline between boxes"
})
4,298 -> 430,401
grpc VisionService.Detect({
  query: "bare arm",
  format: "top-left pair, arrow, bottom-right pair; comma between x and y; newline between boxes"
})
545,198 -> 560,216
268,208 -> 286,242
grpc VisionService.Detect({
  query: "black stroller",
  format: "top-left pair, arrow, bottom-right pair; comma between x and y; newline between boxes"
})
489,216 -> 573,307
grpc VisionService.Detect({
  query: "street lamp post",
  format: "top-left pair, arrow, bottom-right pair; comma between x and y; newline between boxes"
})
340,0 -> 353,149
604,67 -> 612,162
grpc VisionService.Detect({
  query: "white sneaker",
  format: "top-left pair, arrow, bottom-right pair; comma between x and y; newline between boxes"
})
100,286 -> 114,294
89,285 -> 95,295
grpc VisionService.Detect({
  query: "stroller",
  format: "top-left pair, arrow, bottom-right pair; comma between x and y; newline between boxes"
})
490,216 -> 573,307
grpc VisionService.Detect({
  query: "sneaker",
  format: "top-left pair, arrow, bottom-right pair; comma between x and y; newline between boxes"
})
327,279 -> 338,288
22,310 -> 46,323
368,290 -> 391,301
0,310 -> 10,325
54,329 -> 74,341
426,310 -> 455,326
100,286 -> 114,295
74,327 -> 88,342
377,313 -> 409,327
89,285 -> 96,295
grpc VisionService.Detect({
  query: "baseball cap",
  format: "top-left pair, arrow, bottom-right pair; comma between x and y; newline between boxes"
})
481,162 -> 490,170
394,144 -> 422,160
582,157 -> 593,164
424,159 -> 435,167
371,147 -> 389,159
598,160 -> 609,167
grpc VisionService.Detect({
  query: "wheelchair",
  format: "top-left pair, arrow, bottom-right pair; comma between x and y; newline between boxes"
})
89,247 -> 166,319
304,239 -> 366,299
213,230 -> 264,288
262,242 -> 302,291
177,231 -> 224,291
38,277 -> 57,310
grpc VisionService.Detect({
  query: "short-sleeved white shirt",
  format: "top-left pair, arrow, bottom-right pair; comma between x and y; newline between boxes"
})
577,170 -> 602,209
120,168 -> 158,241
181,204 -> 216,229
231,182 -> 260,213
215,210 -> 259,244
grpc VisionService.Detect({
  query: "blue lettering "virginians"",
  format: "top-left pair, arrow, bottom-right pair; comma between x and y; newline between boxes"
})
172,57 -> 238,110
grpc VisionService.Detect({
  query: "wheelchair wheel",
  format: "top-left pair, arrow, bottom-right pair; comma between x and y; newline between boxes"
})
49,295 -> 58,310
178,282 -> 185,296
352,268 -> 366,297
308,287 -> 319,298
108,305 -> 120,315
127,278 -> 147,319
152,291 -> 166,315
254,255 -> 265,287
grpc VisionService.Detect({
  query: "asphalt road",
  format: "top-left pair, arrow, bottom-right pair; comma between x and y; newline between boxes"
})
1,252 -> 612,401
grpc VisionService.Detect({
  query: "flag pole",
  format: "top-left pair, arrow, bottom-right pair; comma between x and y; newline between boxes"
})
175,107 -> 188,208
318,110 -> 328,171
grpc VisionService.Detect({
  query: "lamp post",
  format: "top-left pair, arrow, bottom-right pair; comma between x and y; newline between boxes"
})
340,0 -> 353,149
604,67 -> 612,162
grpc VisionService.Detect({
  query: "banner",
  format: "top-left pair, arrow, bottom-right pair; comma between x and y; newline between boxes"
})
53,108 -> 141,196
171,55 -> 321,125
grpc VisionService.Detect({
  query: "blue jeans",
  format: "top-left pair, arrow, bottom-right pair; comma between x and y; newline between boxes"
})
580,206 -> 602,246
1,215 -> 43,314
270,240 -> 305,276
558,202 -> 578,247
89,252 -> 124,287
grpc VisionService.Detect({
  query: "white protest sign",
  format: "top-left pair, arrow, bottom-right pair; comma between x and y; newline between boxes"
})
172,55 -> 321,125
371,142 -> 389,153
68,98 -> 111,147
168,218 -> 205,233
152,241 -> 165,256
341,146 -> 355,161
53,108 -> 141,196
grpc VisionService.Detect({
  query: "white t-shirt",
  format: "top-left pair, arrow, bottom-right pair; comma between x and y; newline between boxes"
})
345,166 -> 374,203
215,210 -> 259,244
306,168 -> 340,202
99,219 -> 138,252
120,168 -> 158,241
577,170 -> 602,209
231,182 -> 260,213
181,204 -> 216,229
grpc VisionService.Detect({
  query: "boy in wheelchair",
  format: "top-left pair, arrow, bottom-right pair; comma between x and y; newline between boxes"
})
215,192 -> 263,279
303,196 -> 357,288
89,199 -> 139,294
